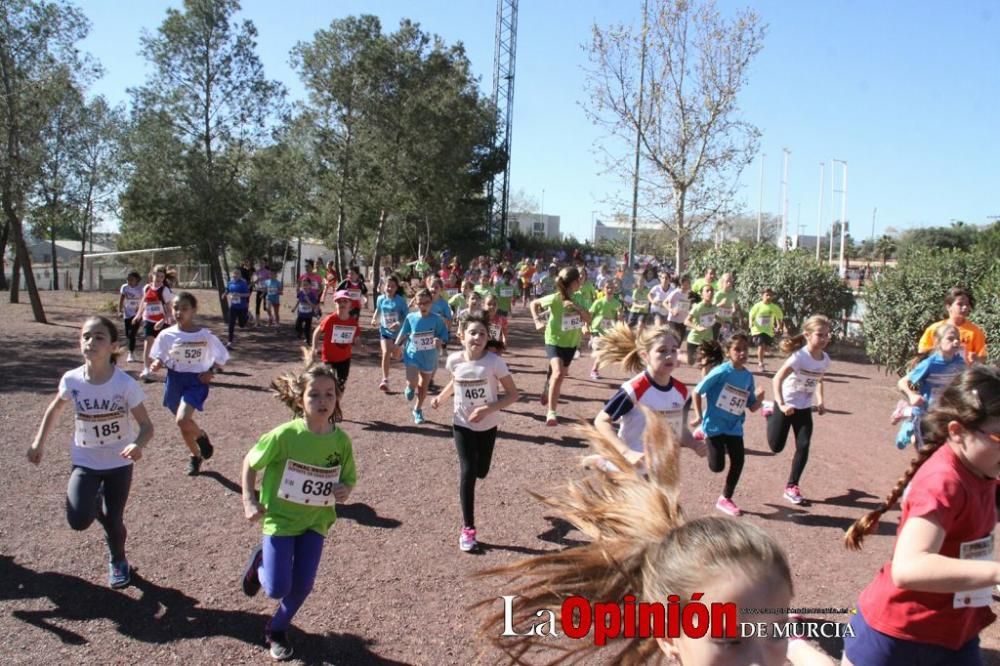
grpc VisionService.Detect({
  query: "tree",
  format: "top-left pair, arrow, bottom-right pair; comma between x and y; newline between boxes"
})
122,0 -> 283,314
0,0 -> 94,320
872,234 -> 896,267
585,0 -> 765,271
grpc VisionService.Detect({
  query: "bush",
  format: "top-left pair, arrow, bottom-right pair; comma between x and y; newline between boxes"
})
689,244 -> 855,335
863,248 -> 1000,374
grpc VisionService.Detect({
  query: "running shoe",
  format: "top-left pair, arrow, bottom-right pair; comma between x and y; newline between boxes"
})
760,400 -> 774,418
140,368 -> 152,382
225,341 -> 234,349
187,455 -> 202,476
783,484 -> 803,505
715,496 -> 742,517
459,527 -> 477,552
108,558 -> 131,589
539,384 -> 548,405
196,433 -> 214,460
378,379 -> 389,392
413,409 -> 425,425
241,544 -> 263,597
127,353 -> 137,363
265,624 -> 294,661
546,411 -> 558,427
404,386 -> 415,402
889,400 -> 910,425
589,369 -> 601,380
574,349 -> 581,360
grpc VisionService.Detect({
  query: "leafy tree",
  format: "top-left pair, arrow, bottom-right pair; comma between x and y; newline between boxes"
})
872,234 -> 896,266
585,0 -> 765,271
897,221 -> 980,257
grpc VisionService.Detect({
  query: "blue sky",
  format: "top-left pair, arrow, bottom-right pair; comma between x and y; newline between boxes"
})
78,0 -> 1000,243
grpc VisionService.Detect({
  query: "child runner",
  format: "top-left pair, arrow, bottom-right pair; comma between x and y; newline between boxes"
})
627,266 -> 655,329
529,266 -> 591,426
648,268 -> 673,327
474,271 -> 496,300
480,419 -> 834,666
149,291 -> 229,476
133,264 -> 174,381
767,314 -> 831,505
482,294 -> 505,349
118,271 -> 144,363
226,267 -> 252,349
431,313 -> 520,552
312,290 -> 364,393
27,316 -> 154,589
449,279 -> 473,316
713,272 -> 738,342
253,262 -> 271,322
336,266 -> 368,318
748,287 -> 785,373
537,264 -> 557,297
263,271 -> 283,326
395,288 -> 450,424
494,270 -> 516,342
574,267 -> 599,359
892,323 -> 965,449
684,284 -> 717,366
318,260 -> 340,305
666,274 -> 692,347
842,365 -> 1000,666
456,291 -> 484,343
240,360 -> 357,662
291,278 -> 320,342
690,333 -> 765,516
372,275 -> 410,392
587,279 -> 623,380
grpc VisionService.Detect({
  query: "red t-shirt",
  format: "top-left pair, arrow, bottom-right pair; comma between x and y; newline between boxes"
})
858,444 -> 997,649
317,313 -> 360,363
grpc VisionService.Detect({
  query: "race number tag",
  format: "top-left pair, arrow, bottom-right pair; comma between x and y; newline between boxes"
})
75,413 -> 126,447
298,302 -> 314,314
456,379 -> 492,410
278,460 -> 341,507
716,384 -> 749,415
755,315 -> 772,328
145,303 -> 163,318
381,311 -> 399,328
499,287 -> 514,298
445,288 -> 459,298
348,289 -> 362,301
794,371 -> 822,395
169,341 -> 206,370
954,533 -> 994,608
562,313 -> 582,331
657,409 -> 685,435
674,300 -> 690,315
488,324 -> 502,340
125,298 -> 141,314
230,295 -> 243,305
331,326 -> 355,344
716,305 -> 734,319
699,313 -> 716,328
267,285 -> 280,296
413,331 -> 436,351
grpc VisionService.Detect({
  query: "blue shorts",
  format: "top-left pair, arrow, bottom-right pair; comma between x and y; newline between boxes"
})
164,369 -> 210,414
843,609 -> 982,666
404,350 -> 438,373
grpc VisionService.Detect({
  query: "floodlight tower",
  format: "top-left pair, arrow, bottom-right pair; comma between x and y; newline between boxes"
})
487,0 -> 518,247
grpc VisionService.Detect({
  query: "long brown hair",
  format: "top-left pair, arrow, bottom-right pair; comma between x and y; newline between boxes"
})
477,414 -> 792,664
271,347 -> 343,423
844,365 -> 1000,550
593,323 -> 679,374
779,314 -> 830,355
555,266 -> 580,301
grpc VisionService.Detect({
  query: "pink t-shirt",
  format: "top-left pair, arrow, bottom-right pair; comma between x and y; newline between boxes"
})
858,444 -> 997,649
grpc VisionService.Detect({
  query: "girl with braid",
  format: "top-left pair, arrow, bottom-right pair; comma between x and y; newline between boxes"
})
843,365 -> 1000,666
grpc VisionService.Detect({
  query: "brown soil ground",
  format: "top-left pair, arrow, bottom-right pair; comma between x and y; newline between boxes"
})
1,290 -> 998,665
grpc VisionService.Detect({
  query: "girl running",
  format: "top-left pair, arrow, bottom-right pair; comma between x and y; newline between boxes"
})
133,264 -> 174,381
493,270 -> 515,341
313,290 -> 364,393
292,278 -> 320,342
587,278 -> 623,380
253,262 -> 271,323
455,291 -> 484,342
648,268 -> 673,327
395,288 -> 450,424
690,333 -> 765,516
529,266 -> 591,426
27,316 -> 154,589
226,267 -> 252,348
149,291 -> 229,476
767,314 -> 831,505
627,266 -> 655,329
480,419 -> 834,666
335,266 -> 367,318
262,271 -> 283,326
684,283 -> 718,365
713,271 -> 738,341
240,359 -> 357,662
318,260 -> 340,304
483,294 -> 505,348
372,274 -> 409,392
431,313 -> 520,552
118,271 -> 143,363
892,323 -> 965,449
749,287 -> 785,373
666,274 -> 692,347
842,365 -> 1000,666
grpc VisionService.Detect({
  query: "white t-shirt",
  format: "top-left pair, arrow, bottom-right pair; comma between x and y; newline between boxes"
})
666,287 -> 691,324
648,284 -> 671,315
780,348 -> 831,410
58,366 -> 145,470
445,351 -> 511,432
150,326 -> 230,374
119,284 -> 144,318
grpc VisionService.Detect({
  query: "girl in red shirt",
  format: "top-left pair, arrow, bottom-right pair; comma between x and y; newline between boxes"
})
843,365 -> 1000,665
312,291 -> 364,393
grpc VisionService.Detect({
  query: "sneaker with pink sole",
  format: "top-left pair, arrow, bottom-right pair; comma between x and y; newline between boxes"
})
889,400 -> 910,425
783,484 -> 804,505
459,526 -> 477,552
715,496 -> 742,516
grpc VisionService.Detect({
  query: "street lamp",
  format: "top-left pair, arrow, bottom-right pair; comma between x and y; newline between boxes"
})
831,159 -> 848,278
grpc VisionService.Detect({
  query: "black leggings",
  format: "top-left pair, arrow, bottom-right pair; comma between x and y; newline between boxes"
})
707,434 -> 745,499
255,290 -> 265,318
66,464 -> 133,562
228,308 -> 249,342
766,408 -> 814,486
326,359 -> 351,392
295,314 -> 314,341
123,317 -> 138,353
454,425 -> 498,528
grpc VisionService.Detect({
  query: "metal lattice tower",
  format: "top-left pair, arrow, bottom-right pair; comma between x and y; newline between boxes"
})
488,0 -> 518,246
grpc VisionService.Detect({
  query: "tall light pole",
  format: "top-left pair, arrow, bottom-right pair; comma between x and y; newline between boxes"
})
832,159 -> 848,277
779,148 -> 790,251
591,210 -> 599,242
628,0 -> 649,269
815,162 -> 825,262
756,153 -> 765,243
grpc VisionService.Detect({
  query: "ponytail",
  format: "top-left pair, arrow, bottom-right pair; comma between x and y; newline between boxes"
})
780,314 -> 831,355
555,267 -> 580,301
594,323 -> 679,375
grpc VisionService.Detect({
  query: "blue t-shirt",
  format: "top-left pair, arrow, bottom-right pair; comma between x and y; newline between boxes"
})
227,278 -> 251,310
908,352 -> 965,406
263,278 -> 283,302
296,289 -> 319,315
375,294 -> 410,338
431,298 -> 453,322
695,361 -> 758,437
397,312 -> 450,366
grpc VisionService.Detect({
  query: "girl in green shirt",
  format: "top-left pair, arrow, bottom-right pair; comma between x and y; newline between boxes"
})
684,284 -> 718,366
588,279 -> 623,379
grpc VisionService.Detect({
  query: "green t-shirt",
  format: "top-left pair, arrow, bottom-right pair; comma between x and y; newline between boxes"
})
714,289 -> 738,322
539,292 -> 586,348
494,280 -> 515,311
474,284 -> 496,300
691,278 -> 719,295
748,302 -> 784,336
448,293 -> 467,311
630,285 -> 651,313
247,419 -> 357,537
576,282 -> 598,309
589,295 -> 622,334
538,276 -> 556,296
687,302 -> 718,344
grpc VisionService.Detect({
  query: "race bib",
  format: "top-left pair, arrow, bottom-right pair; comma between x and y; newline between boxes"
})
954,533 -> 994,608
755,315 -> 772,328
445,289 -> 459,298
278,459 -> 341,507
794,373 -> 820,394
75,413 -> 126,447
499,287 -> 514,298
562,313 -> 582,331
488,324 -> 502,340
413,331 -> 436,351
267,285 -> 279,296
381,311 -> 399,328
456,379 -> 492,410
124,298 -> 141,314
331,326 -> 355,344
348,289 -> 362,301
716,384 -> 749,415
298,302 -> 314,314
145,303 -> 163,318
230,295 -> 243,305
716,305 -> 734,319
699,313 -> 716,328
674,300 -> 690,314
169,341 -> 206,370
656,410 -> 685,435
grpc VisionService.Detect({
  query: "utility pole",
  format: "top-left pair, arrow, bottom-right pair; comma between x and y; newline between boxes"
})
779,148 -> 790,251
870,206 -> 878,244
628,0 -> 649,269
815,162 -> 825,262
832,159 -> 848,277
756,153 -> 765,243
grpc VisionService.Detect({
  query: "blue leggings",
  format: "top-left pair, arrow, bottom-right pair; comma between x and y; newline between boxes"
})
259,531 -> 326,631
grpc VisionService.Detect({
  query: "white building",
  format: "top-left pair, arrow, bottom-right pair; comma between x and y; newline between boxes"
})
508,212 -> 560,240
593,214 -> 662,243
791,234 -> 822,250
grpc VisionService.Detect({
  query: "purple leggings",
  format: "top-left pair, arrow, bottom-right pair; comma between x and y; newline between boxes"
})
259,530 -> 326,631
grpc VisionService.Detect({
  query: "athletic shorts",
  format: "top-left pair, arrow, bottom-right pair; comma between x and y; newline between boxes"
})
497,309 -> 509,318
144,320 -> 163,337
403,351 -> 438,374
545,344 -> 576,367
843,609 -> 981,666
164,369 -> 210,414
752,333 -> 774,348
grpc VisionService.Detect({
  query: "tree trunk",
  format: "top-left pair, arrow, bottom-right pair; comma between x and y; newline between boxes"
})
9,246 -> 19,302
673,191 -> 687,271
210,248 -> 229,322
370,208 -> 389,293
7,211 -> 47,322
0,218 -> 9,290
50,232 -> 59,290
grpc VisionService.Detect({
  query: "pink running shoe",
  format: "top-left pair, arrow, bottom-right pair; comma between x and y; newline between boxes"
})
783,484 -> 804,505
889,400 -> 910,425
459,527 -> 477,552
715,496 -> 742,516
379,379 -> 389,392
761,400 -> 774,418
546,411 -> 558,426
590,369 -> 601,380
693,427 -> 706,441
